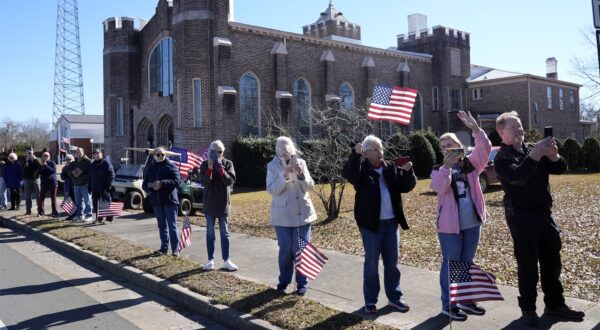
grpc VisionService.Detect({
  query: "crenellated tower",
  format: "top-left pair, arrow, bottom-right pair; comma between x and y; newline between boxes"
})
302,1 -> 361,45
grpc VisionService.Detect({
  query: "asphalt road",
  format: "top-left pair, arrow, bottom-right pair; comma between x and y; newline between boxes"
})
0,227 -> 227,330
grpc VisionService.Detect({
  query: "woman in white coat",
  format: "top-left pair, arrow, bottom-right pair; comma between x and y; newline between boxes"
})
266,136 -> 317,296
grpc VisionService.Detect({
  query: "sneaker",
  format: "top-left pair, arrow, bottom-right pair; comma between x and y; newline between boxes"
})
388,299 -> 410,312
51,213 -> 59,218
296,287 -> 307,296
457,302 -> 486,315
105,218 -> 114,223
521,310 -> 540,327
276,284 -> 287,294
172,251 -> 179,257
223,259 -> 238,271
441,307 -> 468,321
155,248 -> 168,255
73,217 -> 85,223
544,305 -> 585,320
202,259 -> 215,271
364,304 -> 377,314
65,215 -> 75,221
25,211 -> 31,215
84,214 -> 93,221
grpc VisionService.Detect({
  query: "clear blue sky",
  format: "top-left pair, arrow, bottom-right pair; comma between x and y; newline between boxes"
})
0,0 -> 594,126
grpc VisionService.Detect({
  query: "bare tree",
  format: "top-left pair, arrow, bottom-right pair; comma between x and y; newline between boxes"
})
263,102 -> 407,220
571,27 -> 600,101
0,117 -> 50,151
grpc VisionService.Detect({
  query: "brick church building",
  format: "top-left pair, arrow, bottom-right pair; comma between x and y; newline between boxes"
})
103,0 -> 586,163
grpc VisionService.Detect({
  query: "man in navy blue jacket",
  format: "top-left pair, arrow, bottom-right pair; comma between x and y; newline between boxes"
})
142,147 -> 181,256
89,149 -> 115,224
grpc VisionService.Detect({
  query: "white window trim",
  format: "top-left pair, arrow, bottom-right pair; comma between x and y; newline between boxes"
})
147,37 -> 173,99
339,81 -> 355,113
293,77 -> 313,137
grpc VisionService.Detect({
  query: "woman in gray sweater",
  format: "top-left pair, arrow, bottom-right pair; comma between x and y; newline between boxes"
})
266,136 -> 317,296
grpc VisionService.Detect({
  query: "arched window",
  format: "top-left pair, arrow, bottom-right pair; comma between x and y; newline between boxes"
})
339,82 -> 354,112
148,37 -> 173,96
293,78 -> 311,137
240,73 -> 260,136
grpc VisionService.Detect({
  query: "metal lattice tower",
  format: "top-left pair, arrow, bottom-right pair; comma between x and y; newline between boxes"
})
53,0 -> 85,126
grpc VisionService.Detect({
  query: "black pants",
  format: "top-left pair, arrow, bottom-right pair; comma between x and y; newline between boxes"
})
10,188 -> 20,210
505,205 -> 565,311
92,192 -> 113,222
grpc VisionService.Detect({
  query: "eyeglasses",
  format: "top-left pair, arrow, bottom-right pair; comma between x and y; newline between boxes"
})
217,150 -> 223,154
155,153 -> 164,157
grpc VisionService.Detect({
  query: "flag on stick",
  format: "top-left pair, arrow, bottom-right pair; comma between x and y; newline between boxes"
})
178,215 -> 192,251
449,260 -> 504,304
60,197 -> 77,215
294,237 -> 328,280
97,200 -> 124,218
170,147 -> 205,179
368,84 -> 417,126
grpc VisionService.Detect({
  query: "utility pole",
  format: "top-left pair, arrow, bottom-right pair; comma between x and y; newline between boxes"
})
53,0 -> 85,161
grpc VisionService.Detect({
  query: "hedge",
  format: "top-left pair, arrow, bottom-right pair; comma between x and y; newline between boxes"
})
559,138 -> 583,170
231,136 -> 275,188
408,132 -> 436,178
583,137 -> 600,171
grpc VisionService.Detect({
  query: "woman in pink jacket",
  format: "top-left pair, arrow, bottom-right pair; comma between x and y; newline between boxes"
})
430,111 -> 492,321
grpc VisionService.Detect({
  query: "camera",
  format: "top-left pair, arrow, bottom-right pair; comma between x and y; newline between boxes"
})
447,148 -> 465,159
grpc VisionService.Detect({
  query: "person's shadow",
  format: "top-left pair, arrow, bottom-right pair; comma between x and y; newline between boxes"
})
501,314 -> 585,329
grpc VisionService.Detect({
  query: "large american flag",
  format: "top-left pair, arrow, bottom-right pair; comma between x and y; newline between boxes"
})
178,215 -> 192,251
295,237 -> 328,280
368,84 -> 417,126
60,197 -> 77,215
449,261 -> 504,303
97,200 -> 124,218
170,147 -> 205,179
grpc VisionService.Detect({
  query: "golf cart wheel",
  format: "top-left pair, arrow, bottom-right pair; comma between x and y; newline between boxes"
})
179,197 -> 195,216
479,174 -> 489,193
125,191 -> 143,210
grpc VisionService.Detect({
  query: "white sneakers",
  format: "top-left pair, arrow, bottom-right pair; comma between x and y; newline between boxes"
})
223,259 -> 238,271
202,259 -> 238,271
202,259 -> 215,271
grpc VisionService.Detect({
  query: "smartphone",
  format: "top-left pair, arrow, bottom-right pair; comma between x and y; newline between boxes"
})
290,154 -> 298,167
544,126 -> 553,138
448,148 -> 465,159
209,149 -> 218,162
394,156 -> 411,167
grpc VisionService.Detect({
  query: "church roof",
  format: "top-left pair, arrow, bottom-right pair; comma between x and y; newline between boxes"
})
315,2 -> 351,25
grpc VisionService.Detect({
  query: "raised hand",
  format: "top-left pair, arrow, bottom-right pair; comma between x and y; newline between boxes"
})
355,143 -> 363,155
457,111 -> 481,133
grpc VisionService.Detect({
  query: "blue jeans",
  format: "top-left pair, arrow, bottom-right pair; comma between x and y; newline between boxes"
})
73,184 -> 92,217
274,224 -> 311,291
0,177 -> 7,208
359,219 -> 402,305
205,214 -> 230,261
154,204 -> 179,252
438,224 -> 481,311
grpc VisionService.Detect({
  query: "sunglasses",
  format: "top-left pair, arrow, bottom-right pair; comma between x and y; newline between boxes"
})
217,150 -> 223,154
155,153 -> 164,157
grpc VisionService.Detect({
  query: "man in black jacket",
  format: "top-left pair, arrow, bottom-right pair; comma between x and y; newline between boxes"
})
494,111 -> 585,327
342,135 -> 416,315
89,149 -> 115,224
22,147 -> 41,215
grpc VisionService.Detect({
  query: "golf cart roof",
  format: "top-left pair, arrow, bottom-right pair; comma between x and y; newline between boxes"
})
123,147 -> 181,157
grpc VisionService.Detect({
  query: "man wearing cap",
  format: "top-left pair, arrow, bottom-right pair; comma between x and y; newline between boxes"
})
22,147 -> 41,215
89,149 -> 115,224
37,152 -> 59,217
72,148 -> 93,222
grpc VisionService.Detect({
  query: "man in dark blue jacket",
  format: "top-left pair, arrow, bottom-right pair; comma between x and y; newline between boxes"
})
37,152 -> 59,217
89,149 -> 115,224
142,147 -> 181,256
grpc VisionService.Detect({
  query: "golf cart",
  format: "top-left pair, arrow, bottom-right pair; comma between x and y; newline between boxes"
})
111,147 -> 203,215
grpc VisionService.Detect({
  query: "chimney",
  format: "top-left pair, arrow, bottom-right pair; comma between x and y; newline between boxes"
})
408,14 -> 427,34
546,57 -> 557,79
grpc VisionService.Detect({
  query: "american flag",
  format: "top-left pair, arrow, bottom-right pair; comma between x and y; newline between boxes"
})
178,215 -> 192,251
294,237 -> 328,280
97,200 -> 124,218
449,261 -> 504,303
368,84 -> 417,126
169,147 -> 205,179
60,197 -> 77,215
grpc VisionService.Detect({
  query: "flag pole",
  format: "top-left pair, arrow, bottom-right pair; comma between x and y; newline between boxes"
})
448,259 -> 453,329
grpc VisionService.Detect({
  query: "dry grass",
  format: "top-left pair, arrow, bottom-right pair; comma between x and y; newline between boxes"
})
9,214 -> 392,330
228,173 -> 600,302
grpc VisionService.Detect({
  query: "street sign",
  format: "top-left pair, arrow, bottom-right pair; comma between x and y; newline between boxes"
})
594,0 -> 600,29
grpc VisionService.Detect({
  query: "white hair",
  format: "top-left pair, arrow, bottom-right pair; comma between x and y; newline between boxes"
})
439,132 -> 464,148
210,140 -> 225,152
275,136 -> 299,157
361,135 -> 382,152
8,153 -> 17,161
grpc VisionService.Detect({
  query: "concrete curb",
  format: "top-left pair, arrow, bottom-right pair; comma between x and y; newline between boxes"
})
0,216 -> 281,330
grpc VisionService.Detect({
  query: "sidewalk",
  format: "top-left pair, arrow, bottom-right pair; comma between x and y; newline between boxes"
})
2,204 -> 599,329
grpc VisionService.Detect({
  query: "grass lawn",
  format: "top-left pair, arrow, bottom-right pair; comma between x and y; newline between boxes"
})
227,173 -> 600,302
